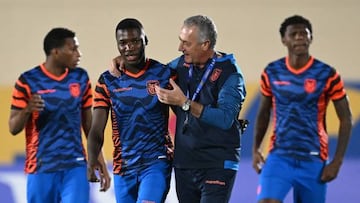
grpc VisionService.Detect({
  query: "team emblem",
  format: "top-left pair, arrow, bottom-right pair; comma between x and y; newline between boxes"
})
210,68 -> 222,82
69,83 -> 81,97
304,79 -> 316,93
147,80 -> 159,95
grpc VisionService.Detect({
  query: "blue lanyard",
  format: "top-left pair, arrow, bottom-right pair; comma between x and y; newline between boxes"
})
186,56 -> 216,101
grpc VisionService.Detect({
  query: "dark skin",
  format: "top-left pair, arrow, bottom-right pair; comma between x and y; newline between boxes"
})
8,37 -> 81,135
252,24 -> 352,203
111,25 -> 215,118
9,37 -> 111,192
87,28 -> 147,186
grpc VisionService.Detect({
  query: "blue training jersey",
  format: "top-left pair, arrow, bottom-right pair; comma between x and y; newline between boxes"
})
261,56 -> 347,161
94,58 -> 173,175
11,64 -> 92,173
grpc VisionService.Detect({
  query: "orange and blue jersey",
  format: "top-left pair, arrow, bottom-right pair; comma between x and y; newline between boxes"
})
10,64 -> 92,173
260,56 -> 347,161
94,58 -> 174,175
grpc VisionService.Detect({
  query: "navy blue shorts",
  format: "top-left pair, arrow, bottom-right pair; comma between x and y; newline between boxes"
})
257,153 -> 327,203
175,168 -> 237,203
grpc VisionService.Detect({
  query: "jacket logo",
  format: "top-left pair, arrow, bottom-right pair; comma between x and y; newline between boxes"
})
304,79 -> 316,93
69,83 -> 80,97
147,80 -> 159,95
210,68 -> 222,82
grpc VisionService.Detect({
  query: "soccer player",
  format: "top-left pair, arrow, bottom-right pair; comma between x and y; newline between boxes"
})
154,15 -> 246,203
252,15 -> 352,203
87,18 -> 174,203
8,27 -> 110,203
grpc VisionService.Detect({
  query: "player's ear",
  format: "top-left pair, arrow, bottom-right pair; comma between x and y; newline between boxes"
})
281,37 -> 286,46
145,35 -> 148,45
52,47 -> 60,56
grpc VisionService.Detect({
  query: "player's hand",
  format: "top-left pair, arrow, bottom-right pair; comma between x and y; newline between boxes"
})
320,161 -> 341,182
252,150 -> 265,174
25,94 -> 45,113
165,134 -> 174,160
109,55 -> 125,77
166,147 -> 174,160
98,162 -> 111,192
87,161 -> 101,183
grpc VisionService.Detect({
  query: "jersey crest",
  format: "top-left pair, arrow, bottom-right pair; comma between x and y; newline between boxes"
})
69,83 -> 81,97
304,79 -> 316,93
147,80 -> 159,95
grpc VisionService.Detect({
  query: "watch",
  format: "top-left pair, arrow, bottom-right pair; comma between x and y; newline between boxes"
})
181,99 -> 191,112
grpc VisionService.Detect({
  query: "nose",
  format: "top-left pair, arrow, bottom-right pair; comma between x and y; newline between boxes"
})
294,32 -> 305,40
77,49 -> 82,58
124,43 -> 135,51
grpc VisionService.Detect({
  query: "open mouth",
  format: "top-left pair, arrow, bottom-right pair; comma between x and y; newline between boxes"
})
125,53 -> 138,62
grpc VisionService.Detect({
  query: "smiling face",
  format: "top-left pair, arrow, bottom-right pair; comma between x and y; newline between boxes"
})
177,25 -> 210,66
282,24 -> 312,56
116,28 -> 146,67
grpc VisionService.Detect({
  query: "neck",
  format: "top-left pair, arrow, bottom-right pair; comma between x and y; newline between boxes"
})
125,58 -> 147,74
194,50 -> 216,68
288,53 -> 310,69
43,60 -> 66,76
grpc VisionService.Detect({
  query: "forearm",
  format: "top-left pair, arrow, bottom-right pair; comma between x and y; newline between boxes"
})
190,101 -> 204,118
199,103 -> 240,130
332,119 -> 352,165
253,96 -> 272,153
197,74 -> 244,129
253,118 -> 269,153
87,131 -> 104,165
331,97 -> 353,166
9,110 -> 31,135
97,150 -> 107,166
82,108 -> 92,138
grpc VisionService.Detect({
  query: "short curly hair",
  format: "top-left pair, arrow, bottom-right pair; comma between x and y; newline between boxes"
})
279,15 -> 312,38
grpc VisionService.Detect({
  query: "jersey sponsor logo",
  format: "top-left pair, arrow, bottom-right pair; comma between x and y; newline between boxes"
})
147,80 -> 159,95
69,83 -> 81,97
210,68 -> 222,82
304,79 -> 316,93
273,81 -> 290,85
113,87 -> 132,92
37,89 -> 56,94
